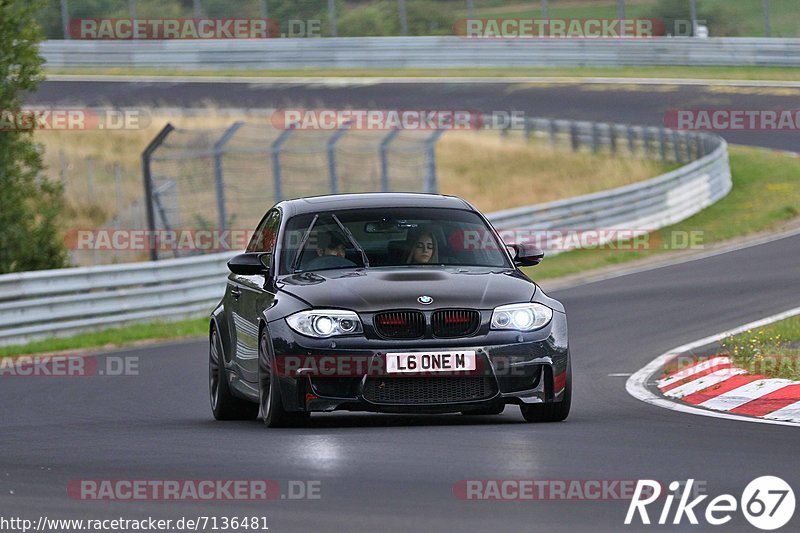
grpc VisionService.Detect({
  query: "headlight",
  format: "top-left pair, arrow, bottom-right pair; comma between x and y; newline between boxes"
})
286,310 -> 363,338
491,303 -> 552,331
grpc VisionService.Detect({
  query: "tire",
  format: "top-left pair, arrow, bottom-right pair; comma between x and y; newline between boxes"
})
209,326 -> 258,421
258,329 -> 310,428
520,361 -> 571,423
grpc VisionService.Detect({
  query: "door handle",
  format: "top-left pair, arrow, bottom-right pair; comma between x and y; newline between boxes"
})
231,286 -> 242,300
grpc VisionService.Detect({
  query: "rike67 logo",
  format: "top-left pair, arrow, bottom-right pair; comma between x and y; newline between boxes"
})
626,477 -> 795,530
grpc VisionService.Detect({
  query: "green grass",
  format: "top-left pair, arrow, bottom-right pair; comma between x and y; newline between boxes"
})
0,317 -> 208,358
44,65 -> 800,82
722,316 -> 800,380
525,145 -> 800,280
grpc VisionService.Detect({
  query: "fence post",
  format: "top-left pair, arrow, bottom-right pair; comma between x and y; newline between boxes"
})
380,129 -> 401,192
672,130 -> 682,163
60,0 -> 70,39
658,127 -> 667,161
260,0 -> 269,37
569,122 -> 579,152
591,122 -> 600,153
213,121 -> 244,231
609,124 -> 618,154
328,0 -> 338,37
114,163 -> 123,219
424,128 -> 447,193
642,128 -> 652,156
548,119 -> 557,148
142,123 -> 175,261
85,156 -> 94,199
627,125 -> 636,154
327,122 -> 350,194
398,0 -> 408,36
271,124 -> 295,202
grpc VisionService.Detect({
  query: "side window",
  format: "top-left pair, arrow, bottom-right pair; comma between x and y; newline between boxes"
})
247,210 -> 280,253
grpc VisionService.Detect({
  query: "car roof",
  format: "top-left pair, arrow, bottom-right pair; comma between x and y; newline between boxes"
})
277,193 -> 474,217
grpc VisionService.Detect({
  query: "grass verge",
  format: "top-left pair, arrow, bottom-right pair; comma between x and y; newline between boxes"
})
525,145 -> 800,280
0,317 -> 208,358
45,65 -> 800,82
722,316 -> 800,381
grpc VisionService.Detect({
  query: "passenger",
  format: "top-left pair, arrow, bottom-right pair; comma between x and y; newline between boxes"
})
405,228 -> 438,264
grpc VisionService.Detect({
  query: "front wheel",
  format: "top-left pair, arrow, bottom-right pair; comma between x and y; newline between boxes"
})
520,361 -> 571,423
259,330 -> 309,428
209,326 -> 258,421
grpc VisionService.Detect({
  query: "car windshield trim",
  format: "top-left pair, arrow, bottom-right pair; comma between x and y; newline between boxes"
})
282,207 -> 513,274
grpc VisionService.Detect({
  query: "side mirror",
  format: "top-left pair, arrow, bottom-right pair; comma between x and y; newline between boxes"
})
509,243 -> 544,267
228,253 -> 271,276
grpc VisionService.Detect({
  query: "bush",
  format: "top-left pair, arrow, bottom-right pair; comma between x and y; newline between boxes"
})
0,0 -> 69,273
651,0 -> 729,37
339,0 -> 455,37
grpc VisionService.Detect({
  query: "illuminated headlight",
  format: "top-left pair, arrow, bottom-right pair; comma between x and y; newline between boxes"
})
286,310 -> 363,338
491,303 -> 552,332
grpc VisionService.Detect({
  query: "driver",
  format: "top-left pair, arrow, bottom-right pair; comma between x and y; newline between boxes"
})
315,232 -> 346,258
303,231 -> 353,270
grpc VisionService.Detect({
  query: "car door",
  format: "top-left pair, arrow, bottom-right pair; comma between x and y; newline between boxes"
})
230,209 -> 280,383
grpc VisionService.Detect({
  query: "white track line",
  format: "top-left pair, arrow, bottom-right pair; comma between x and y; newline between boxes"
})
44,74 -> 800,88
626,306 -> 800,427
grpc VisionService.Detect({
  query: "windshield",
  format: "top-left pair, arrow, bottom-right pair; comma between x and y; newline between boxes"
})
281,207 -> 512,274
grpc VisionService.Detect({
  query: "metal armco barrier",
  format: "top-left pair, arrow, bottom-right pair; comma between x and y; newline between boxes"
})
40,37 -> 800,69
0,120 -> 730,346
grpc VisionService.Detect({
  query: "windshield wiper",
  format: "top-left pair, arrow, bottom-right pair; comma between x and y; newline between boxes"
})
332,214 -> 370,268
291,214 -> 319,273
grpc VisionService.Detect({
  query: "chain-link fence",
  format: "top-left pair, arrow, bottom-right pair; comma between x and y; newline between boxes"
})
44,0 -> 787,39
139,116 -> 712,261
143,124 -> 440,260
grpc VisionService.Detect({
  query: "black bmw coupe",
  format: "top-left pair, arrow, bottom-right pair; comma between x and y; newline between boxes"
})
210,193 -> 570,427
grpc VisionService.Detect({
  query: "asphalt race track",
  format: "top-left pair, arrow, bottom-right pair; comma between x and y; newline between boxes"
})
4,79 -> 799,531
29,78 -> 800,151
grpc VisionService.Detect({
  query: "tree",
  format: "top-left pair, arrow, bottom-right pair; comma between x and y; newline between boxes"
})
0,0 -> 69,273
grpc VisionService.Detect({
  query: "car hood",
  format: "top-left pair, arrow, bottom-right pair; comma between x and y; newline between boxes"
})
277,267 -> 536,311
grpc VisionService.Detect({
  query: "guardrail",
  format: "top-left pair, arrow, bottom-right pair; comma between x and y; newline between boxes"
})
40,37 -> 800,69
0,119 -> 730,347
489,120 -> 730,240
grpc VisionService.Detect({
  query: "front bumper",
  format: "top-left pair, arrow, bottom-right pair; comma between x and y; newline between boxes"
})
266,311 -> 569,414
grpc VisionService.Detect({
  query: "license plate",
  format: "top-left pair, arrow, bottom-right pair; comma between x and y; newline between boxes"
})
386,350 -> 476,374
